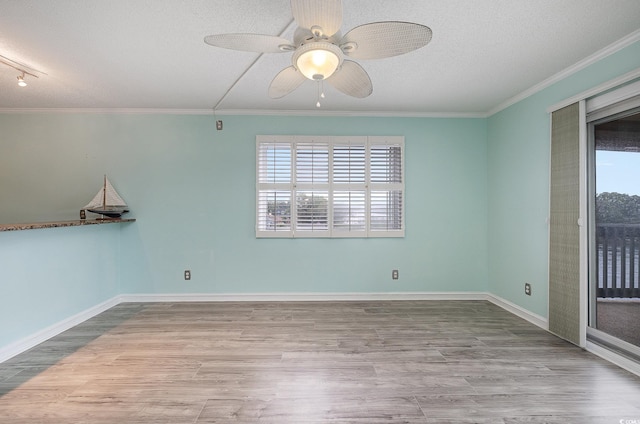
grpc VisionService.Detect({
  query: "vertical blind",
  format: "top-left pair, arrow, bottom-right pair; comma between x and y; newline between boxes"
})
256,135 -> 404,238
548,102 -> 582,346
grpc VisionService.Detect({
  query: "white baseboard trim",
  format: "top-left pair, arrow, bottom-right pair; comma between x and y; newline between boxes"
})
586,341 -> 640,377
5,291 -> 639,378
119,291 -> 490,303
4,291 -> 638,379
2,292 -> 550,364
0,296 -> 121,363
1,291 -> 492,363
486,294 -> 549,330
0,291 -> 550,364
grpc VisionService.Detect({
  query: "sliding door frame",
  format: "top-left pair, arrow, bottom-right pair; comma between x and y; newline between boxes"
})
547,68 -> 640,374
585,90 -> 640,360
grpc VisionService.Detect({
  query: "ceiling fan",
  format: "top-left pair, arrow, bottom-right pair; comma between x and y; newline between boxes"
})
204,0 -> 432,106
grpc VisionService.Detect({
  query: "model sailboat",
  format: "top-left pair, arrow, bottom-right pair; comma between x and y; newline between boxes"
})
82,176 -> 129,218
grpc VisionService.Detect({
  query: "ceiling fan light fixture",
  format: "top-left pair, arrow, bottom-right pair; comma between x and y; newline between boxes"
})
293,42 -> 343,81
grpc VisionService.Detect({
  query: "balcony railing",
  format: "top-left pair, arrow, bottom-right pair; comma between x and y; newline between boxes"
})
596,223 -> 640,298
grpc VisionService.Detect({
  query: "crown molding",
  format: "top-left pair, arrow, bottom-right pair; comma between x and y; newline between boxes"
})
546,67 -> 640,114
0,107 -> 485,119
0,108 -> 216,115
212,109 -> 487,119
487,28 -> 640,117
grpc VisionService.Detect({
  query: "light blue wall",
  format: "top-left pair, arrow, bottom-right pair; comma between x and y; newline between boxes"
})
0,224 -> 121,348
0,113 -> 487,349
103,115 -> 489,294
487,40 -> 640,317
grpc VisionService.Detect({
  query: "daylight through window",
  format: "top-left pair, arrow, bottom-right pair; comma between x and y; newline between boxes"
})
256,135 -> 404,238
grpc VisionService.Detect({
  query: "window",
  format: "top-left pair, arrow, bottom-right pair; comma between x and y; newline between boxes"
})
256,135 -> 404,238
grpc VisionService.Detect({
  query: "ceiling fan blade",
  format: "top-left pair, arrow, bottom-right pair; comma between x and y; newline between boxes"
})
326,60 -> 372,98
269,66 -> 307,99
291,0 -> 342,37
204,33 -> 294,53
340,22 -> 432,60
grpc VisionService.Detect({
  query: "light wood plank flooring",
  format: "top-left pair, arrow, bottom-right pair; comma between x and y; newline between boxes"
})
1,301 -> 639,423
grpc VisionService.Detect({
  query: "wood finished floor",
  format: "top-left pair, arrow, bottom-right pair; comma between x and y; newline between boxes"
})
1,301 -> 640,423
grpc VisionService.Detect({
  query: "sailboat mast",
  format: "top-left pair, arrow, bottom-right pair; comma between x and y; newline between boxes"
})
102,175 -> 107,208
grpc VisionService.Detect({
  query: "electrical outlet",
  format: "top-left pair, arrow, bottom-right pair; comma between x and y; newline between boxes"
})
184,270 -> 191,280
525,282 -> 531,296
392,269 -> 399,280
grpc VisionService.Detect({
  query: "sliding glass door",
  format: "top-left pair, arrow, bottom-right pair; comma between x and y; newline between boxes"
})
588,107 -> 640,355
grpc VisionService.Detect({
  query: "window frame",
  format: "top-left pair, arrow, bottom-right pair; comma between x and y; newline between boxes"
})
256,135 -> 405,238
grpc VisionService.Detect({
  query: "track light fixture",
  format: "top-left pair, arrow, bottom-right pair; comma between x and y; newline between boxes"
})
0,53 -> 45,87
17,73 -> 27,87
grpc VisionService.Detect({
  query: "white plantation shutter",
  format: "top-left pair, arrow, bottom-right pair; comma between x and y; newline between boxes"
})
370,142 -> 402,184
369,137 -> 404,235
333,190 -> 366,232
332,137 -> 367,236
256,135 -> 404,238
296,190 -> 329,231
295,141 -> 329,184
333,143 -> 366,183
371,190 -> 403,231
295,138 -> 330,236
258,141 -> 291,184
257,190 -> 291,232
257,137 -> 293,236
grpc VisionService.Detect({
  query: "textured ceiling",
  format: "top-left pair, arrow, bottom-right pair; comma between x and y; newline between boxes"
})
0,0 -> 639,115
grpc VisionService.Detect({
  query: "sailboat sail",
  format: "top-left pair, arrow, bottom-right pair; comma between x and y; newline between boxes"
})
83,176 -> 129,217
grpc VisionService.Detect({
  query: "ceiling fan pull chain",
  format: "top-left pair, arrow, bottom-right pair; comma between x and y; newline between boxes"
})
316,81 -> 322,108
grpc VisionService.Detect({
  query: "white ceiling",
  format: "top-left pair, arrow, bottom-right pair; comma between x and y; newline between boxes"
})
1,0 -> 639,116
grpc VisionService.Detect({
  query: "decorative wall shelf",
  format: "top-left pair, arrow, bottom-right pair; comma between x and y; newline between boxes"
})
0,218 -> 136,232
